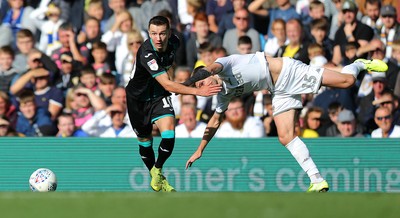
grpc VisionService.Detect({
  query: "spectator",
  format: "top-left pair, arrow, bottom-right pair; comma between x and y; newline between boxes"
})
16,90 -> 55,137
10,49 -> 63,120
71,85 -> 106,128
54,52 -> 81,96
332,0 -> 374,66
186,12 -> 222,69
310,18 -> 334,61
390,40 -> 400,96
79,66 -> 98,93
357,71 -> 390,133
237,35 -> 252,54
275,19 -> 310,64
372,90 -> 400,125
0,45 -> 18,93
91,41 -> 112,76
104,0 -> 128,32
97,73 -> 117,106
2,0 -> 36,47
138,0 -> 172,32
260,94 -> 278,136
175,103 -> 207,138
194,42 -> 215,68
0,25 -> 12,47
171,67 -> 191,114
378,4 -> 400,60
361,0 -> 382,36
371,106 -> 400,138
205,0 -> 233,33
308,43 -> 328,68
264,18 -> 289,57
301,106 -> 324,138
217,0 -> 248,37
319,102 -> 343,137
0,115 -> 17,137
13,29 -> 35,74
81,103 -> 135,137
336,109 -> 364,137
51,22 -> 89,68
222,8 -> 261,55
101,10 -> 146,75
215,97 -> 265,138
56,113 -> 88,137
77,17 -> 103,51
120,30 -> 144,87
248,0 -> 299,39
302,0 -> 327,40
329,0 -> 345,40
85,0 -> 106,32
30,3 -> 64,56
0,90 -> 17,129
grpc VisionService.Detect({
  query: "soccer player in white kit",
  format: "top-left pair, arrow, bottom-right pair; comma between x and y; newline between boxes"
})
184,51 -> 388,192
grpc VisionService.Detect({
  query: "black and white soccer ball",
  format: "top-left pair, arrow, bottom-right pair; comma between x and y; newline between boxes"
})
29,168 -> 57,192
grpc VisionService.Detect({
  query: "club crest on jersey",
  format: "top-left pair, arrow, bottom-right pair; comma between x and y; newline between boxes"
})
147,59 -> 158,71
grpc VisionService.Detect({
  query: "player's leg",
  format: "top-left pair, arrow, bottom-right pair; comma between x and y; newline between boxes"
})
274,109 -> 329,192
322,59 -> 388,88
154,116 -> 176,192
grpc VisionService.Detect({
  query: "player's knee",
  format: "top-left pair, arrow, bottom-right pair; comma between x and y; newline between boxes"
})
278,134 -> 295,146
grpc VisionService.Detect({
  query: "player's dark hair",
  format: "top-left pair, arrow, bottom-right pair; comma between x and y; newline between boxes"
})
148,16 -> 170,30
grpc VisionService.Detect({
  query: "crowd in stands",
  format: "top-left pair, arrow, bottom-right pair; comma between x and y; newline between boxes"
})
0,0 -> 399,138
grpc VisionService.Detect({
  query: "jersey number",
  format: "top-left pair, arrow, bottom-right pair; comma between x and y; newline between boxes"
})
302,75 -> 317,90
162,97 -> 173,108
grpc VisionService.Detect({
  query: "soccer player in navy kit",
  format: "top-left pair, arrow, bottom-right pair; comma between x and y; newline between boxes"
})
125,16 -> 220,192
184,52 -> 388,192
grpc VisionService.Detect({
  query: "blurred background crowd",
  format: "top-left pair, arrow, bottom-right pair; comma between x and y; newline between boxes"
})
0,0 -> 399,138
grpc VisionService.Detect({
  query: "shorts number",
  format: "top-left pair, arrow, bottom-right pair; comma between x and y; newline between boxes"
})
302,75 -> 317,89
162,97 -> 172,108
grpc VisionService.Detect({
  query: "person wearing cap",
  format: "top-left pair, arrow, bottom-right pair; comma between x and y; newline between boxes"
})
336,109 -> 364,137
10,49 -> 64,120
357,71 -> 391,133
378,4 -> 400,59
371,107 -> 400,138
332,0 -> 375,66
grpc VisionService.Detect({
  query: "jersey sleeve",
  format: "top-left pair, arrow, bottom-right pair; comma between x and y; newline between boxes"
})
170,34 -> 180,51
139,49 -> 166,78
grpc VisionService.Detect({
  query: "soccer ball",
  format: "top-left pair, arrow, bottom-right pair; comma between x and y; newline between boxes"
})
29,168 -> 57,192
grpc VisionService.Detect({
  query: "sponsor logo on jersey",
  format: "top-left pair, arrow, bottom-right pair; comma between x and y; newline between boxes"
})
147,59 -> 158,71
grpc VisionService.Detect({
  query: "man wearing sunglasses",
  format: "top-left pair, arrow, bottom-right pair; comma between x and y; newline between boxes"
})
371,107 -> 400,138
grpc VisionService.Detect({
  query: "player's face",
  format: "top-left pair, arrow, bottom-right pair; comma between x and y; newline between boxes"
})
148,24 -> 170,52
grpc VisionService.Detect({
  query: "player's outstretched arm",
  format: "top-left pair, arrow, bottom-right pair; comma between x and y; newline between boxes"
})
156,73 -> 221,96
185,112 -> 223,169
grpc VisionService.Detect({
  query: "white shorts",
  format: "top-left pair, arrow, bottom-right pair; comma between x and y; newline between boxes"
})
272,57 -> 323,116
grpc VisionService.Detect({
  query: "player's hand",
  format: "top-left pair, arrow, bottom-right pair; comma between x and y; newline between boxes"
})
196,84 -> 221,97
185,150 -> 202,169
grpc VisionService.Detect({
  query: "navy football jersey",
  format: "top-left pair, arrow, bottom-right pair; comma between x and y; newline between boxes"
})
126,34 -> 180,101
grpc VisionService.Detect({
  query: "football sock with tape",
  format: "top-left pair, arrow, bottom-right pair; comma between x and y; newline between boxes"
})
341,62 -> 364,78
155,130 -> 175,169
286,136 -> 324,183
138,141 -> 155,171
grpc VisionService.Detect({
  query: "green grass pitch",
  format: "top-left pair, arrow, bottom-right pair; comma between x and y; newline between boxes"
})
1,192 -> 399,218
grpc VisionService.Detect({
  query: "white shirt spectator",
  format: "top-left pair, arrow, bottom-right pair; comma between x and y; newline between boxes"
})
371,125 -> 400,138
81,110 -> 135,137
176,121 -> 207,138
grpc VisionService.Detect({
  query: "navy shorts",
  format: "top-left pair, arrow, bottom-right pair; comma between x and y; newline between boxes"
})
127,96 -> 175,137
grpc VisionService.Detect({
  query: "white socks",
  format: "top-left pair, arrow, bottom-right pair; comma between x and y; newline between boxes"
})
341,62 -> 365,78
286,136 -> 324,183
